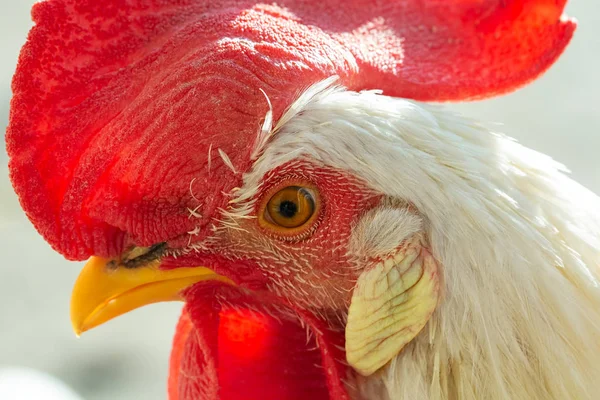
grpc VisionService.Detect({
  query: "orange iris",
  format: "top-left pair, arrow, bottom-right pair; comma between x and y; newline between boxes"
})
259,185 -> 320,237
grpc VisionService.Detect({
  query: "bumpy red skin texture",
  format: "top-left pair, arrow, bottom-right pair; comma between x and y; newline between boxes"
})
169,282 -> 349,400
160,162 -> 382,311
6,0 -> 574,261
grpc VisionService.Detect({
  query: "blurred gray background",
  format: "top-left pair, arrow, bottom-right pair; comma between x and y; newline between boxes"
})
0,1 -> 598,399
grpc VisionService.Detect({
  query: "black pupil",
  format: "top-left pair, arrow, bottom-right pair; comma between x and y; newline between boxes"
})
279,200 -> 298,218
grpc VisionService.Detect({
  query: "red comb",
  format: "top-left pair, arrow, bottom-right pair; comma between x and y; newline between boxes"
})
7,0 -> 575,259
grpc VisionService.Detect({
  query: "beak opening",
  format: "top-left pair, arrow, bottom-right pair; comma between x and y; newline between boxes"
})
70,256 -> 231,336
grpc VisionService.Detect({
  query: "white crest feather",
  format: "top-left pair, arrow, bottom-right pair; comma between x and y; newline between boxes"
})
218,148 -> 237,174
251,88 -> 274,160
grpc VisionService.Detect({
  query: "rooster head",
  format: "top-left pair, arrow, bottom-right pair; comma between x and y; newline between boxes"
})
8,1 -> 592,400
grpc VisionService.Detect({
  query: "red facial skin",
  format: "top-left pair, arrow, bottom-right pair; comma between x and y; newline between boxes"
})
161,163 -> 379,399
6,1 -> 575,399
163,162 -> 382,310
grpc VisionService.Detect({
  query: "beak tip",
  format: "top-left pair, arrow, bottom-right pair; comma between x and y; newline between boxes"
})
71,322 -> 84,337
70,308 -> 87,337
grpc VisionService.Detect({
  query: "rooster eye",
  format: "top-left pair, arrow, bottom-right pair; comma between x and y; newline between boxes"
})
259,185 -> 320,236
267,186 -> 315,227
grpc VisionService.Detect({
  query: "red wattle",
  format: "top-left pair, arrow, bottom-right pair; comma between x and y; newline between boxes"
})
169,283 -> 349,400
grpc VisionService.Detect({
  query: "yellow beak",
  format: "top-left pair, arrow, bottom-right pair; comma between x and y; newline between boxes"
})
70,256 -> 232,336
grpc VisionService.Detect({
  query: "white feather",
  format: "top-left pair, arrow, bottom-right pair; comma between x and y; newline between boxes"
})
235,79 -> 600,400
218,148 -> 237,174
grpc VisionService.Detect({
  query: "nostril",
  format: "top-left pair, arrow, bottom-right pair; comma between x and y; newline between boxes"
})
121,242 -> 167,269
